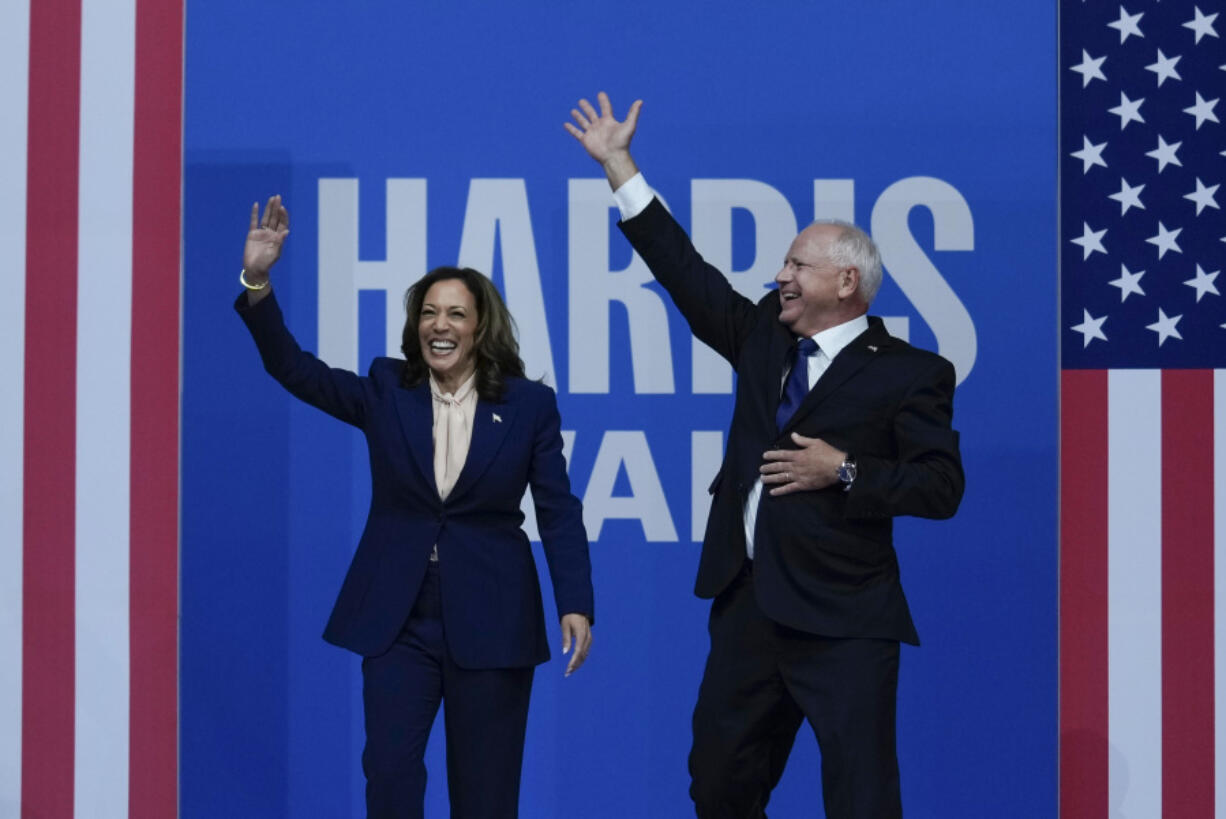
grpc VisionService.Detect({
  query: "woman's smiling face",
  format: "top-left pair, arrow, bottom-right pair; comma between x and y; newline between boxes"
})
418,278 -> 478,392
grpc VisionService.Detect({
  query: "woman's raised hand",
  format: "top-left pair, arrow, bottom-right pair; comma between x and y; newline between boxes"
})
243,194 -> 290,283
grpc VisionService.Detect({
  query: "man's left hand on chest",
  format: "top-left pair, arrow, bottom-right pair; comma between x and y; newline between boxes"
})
761,432 -> 847,496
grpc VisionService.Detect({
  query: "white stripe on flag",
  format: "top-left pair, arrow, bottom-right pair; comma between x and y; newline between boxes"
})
75,0 -> 135,815
0,1 -> 30,814
1217,370 -> 1226,819
1108,369 -> 1163,817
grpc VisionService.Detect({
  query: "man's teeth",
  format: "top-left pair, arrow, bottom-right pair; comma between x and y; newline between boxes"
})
782,293 -> 799,301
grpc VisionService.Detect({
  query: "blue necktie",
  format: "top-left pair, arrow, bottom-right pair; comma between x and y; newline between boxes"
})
776,338 -> 818,431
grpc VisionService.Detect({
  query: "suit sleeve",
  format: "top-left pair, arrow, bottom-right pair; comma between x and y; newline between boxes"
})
235,290 -> 371,429
527,387 -> 595,624
618,198 -> 760,365
843,356 -> 965,521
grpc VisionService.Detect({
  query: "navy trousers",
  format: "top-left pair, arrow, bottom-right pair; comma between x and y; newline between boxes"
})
689,563 -> 902,819
361,562 -> 535,818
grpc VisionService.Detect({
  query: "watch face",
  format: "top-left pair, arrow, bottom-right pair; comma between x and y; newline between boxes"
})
838,460 -> 857,483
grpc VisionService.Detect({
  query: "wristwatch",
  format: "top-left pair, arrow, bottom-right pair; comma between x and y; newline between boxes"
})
836,455 -> 857,487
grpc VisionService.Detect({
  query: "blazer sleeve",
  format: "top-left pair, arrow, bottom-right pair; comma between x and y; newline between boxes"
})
235,291 -> 371,429
526,386 -> 595,623
843,355 -> 965,521
618,198 -> 760,366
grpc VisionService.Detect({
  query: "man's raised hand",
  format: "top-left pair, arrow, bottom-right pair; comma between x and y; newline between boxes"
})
565,91 -> 642,190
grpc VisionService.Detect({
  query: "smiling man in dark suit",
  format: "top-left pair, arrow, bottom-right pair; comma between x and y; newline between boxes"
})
567,93 -> 964,819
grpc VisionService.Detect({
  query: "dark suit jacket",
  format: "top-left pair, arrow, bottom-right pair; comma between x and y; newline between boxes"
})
621,199 -> 963,645
237,292 -> 594,666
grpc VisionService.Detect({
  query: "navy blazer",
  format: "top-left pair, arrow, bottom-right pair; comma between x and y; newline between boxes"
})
237,292 -> 594,666
621,199 -> 963,645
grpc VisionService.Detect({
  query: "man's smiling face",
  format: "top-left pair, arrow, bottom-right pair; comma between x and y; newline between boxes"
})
774,223 -> 860,337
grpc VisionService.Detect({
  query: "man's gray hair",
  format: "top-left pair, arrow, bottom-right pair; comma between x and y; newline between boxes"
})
813,219 -> 884,305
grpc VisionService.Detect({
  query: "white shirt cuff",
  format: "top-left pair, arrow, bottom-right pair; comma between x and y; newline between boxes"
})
612,173 -> 655,221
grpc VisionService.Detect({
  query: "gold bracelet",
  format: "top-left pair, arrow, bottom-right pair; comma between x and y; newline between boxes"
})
240,269 -> 269,291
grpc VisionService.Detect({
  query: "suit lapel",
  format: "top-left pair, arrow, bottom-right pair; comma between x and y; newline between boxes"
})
764,322 -> 796,425
394,383 -> 439,496
781,319 -> 893,434
447,398 -> 516,503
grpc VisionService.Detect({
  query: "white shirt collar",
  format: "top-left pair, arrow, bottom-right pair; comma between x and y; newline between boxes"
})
807,313 -> 870,361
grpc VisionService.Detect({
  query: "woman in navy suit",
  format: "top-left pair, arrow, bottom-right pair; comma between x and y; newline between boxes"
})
236,195 -> 594,818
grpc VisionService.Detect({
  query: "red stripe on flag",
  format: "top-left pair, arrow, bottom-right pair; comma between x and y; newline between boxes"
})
22,0 -> 82,816
1060,369 -> 1109,818
1161,370 -> 1215,818
129,0 -> 182,816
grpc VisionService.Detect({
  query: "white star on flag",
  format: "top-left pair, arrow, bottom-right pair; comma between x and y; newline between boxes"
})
1184,265 -> 1220,301
1183,91 -> 1220,129
1185,177 -> 1220,214
1183,6 -> 1219,43
1072,136 -> 1109,172
1146,221 -> 1183,257
1109,91 -> 1146,129
1146,134 -> 1183,171
1145,307 -> 1183,345
1109,264 -> 1146,301
1109,6 -> 1146,42
1072,222 -> 1109,259
1071,49 -> 1109,86
1146,48 -> 1183,85
1071,309 -> 1109,347
1109,178 -> 1146,213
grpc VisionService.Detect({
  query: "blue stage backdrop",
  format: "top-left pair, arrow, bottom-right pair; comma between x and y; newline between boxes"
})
182,3 -> 1056,816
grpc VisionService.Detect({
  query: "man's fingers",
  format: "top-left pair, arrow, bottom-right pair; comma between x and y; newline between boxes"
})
625,99 -> 643,129
790,432 -> 817,446
578,97 -> 599,123
249,202 -> 259,231
563,122 -> 583,139
570,107 -> 590,129
597,90 -> 612,116
760,453 -> 796,483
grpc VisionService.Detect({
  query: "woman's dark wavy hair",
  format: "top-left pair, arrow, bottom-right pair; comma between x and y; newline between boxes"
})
400,266 -> 526,402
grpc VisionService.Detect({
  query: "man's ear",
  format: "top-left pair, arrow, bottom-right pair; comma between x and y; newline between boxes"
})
839,267 -> 860,299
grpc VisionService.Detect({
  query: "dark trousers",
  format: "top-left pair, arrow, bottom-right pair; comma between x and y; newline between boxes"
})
689,563 -> 902,819
361,562 -> 535,819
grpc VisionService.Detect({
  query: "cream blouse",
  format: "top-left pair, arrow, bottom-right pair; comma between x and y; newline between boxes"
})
429,371 -> 478,500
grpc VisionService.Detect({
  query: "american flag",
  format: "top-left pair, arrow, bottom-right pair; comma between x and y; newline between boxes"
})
1,1 -> 182,817
1060,2 -> 1225,817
